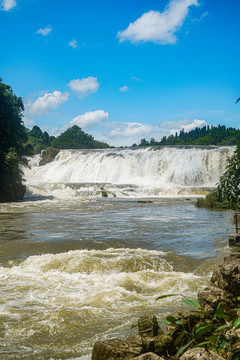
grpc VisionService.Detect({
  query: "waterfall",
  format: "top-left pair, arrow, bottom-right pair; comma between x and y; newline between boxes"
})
23,146 -> 234,199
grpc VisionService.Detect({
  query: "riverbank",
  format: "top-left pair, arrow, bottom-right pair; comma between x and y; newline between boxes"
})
92,249 -> 240,360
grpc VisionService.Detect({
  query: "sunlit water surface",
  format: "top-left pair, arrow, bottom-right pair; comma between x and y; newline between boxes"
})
0,198 -> 233,359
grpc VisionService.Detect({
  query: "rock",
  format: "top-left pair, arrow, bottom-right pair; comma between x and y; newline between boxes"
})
92,335 -> 143,360
143,334 -> 176,356
211,256 -> 240,296
198,286 -> 237,314
131,353 -> 164,360
0,183 -> 26,202
138,315 -> 163,338
39,147 -> 60,166
180,348 -> 225,360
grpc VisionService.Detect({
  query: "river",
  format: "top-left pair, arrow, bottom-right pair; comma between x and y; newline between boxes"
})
0,146 -> 234,359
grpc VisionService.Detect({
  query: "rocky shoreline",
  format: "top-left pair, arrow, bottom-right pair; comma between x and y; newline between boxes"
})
92,251 -> 240,360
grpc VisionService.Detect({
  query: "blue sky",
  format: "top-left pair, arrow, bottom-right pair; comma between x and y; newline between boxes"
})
1,0 -> 240,146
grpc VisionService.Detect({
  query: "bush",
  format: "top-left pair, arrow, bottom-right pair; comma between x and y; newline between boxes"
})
196,146 -> 240,210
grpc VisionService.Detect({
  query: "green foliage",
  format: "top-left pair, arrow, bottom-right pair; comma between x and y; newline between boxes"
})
195,191 -> 230,210
0,78 -> 27,201
159,294 -> 240,359
51,125 -> 109,149
216,148 -> 240,209
196,147 -> 240,210
29,125 -> 43,139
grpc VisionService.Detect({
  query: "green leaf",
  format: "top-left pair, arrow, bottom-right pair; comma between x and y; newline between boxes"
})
219,340 -> 228,349
208,335 -> 219,343
215,324 -> 229,331
166,316 -> 177,324
162,319 -> 172,325
195,324 -> 216,336
174,331 -> 186,346
156,294 -> 180,300
196,340 -> 211,346
214,303 -> 230,321
183,299 -> 201,308
176,340 -> 194,358
233,317 -> 240,329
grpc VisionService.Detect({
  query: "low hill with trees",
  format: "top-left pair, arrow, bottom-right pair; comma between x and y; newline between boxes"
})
135,125 -> 240,147
26,125 -> 110,155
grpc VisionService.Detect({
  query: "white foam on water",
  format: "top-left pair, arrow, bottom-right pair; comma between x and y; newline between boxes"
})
23,147 -> 234,199
0,248 -> 208,359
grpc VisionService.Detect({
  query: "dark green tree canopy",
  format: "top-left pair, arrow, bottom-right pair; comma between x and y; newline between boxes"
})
29,125 -> 43,139
0,78 -> 27,201
0,78 -> 27,154
52,125 -> 109,149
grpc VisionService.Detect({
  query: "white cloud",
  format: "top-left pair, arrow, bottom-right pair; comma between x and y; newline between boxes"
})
192,11 -> 208,22
105,118 -> 209,146
119,85 -> 129,92
68,77 -> 99,98
108,122 -> 153,138
37,26 -> 52,36
70,110 -> 109,128
131,76 -> 142,82
27,91 -> 69,117
23,117 -> 35,127
161,118 -> 207,134
117,0 -> 199,44
68,38 -> 78,49
1,0 -> 16,11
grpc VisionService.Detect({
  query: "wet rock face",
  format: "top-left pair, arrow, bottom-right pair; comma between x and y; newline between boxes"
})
91,315 -> 174,360
138,315 -> 162,338
143,334 -> 176,356
0,183 -> 26,202
131,353 -> 164,360
211,256 -> 240,296
180,348 -> 225,360
198,286 -> 237,314
92,335 -> 143,360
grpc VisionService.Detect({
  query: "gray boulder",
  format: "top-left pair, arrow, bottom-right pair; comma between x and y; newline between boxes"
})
143,334 -> 176,356
138,315 -> 163,338
198,285 -> 237,314
92,335 -> 143,360
131,353 -> 164,360
211,255 -> 240,296
180,347 -> 225,360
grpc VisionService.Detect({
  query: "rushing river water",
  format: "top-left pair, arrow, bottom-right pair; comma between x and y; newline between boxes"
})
0,198 -> 233,360
0,147 -> 235,359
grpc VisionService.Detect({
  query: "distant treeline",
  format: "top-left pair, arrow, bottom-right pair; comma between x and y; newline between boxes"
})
26,124 -> 110,155
134,125 -> 240,147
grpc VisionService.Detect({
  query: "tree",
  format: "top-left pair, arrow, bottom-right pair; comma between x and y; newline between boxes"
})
29,125 -> 42,139
0,78 -> 27,201
215,145 -> 240,209
51,125 -> 109,149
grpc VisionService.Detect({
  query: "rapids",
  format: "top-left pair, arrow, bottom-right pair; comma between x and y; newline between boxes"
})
0,197 -> 233,360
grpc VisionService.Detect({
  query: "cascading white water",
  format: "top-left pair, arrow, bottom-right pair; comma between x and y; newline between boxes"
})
23,146 -> 235,199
